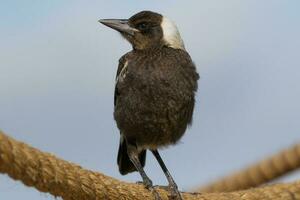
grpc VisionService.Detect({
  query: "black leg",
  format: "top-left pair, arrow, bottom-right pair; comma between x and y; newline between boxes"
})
126,143 -> 161,200
151,149 -> 183,200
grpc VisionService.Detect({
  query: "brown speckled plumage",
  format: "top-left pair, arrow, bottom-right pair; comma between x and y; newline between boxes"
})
115,47 -> 198,149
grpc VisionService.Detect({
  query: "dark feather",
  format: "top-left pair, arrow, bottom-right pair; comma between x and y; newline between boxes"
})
117,138 -> 146,175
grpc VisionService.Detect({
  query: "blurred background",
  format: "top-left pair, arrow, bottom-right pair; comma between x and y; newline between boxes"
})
1,0 -> 300,199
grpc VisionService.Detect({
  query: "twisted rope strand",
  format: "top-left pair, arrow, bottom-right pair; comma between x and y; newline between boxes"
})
198,143 -> 300,193
1,131 -> 300,200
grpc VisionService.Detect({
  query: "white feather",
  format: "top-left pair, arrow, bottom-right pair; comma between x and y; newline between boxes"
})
116,60 -> 128,84
161,17 -> 185,50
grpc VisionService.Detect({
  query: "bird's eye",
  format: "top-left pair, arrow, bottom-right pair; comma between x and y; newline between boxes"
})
137,22 -> 148,30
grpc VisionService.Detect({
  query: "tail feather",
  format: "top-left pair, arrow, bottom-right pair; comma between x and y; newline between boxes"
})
117,137 -> 146,175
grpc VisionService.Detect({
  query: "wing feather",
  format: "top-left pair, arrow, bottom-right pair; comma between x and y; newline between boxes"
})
114,56 -> 127,106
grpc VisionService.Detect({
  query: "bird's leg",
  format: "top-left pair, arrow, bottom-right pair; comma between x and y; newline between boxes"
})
151,149 -> 183,200
127,143 -> 161,200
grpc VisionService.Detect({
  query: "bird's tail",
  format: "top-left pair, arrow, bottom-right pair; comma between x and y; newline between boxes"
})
117,136 -> 146,175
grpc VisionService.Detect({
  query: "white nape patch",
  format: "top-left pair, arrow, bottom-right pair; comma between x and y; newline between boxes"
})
161,17 -> 185,50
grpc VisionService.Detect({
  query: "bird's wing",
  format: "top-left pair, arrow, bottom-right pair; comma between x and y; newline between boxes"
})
114,55 -> 127,106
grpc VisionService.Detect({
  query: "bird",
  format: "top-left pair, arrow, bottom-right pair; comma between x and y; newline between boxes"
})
99,11 -> 199,200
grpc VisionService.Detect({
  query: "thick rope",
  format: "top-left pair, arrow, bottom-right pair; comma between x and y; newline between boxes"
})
198,143 -> 300,193
1,130 -> 300,200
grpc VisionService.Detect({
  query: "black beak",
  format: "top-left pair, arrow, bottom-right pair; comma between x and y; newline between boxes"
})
98,19 -> 138,36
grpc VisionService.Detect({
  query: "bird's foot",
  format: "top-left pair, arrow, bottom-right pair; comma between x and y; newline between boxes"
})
154,185 -> 183,200
150,187 -> 162,200
135,181 -> 144,185
168,184 -> 183,200
135,179 -> 152,189
136,180 -> 162,200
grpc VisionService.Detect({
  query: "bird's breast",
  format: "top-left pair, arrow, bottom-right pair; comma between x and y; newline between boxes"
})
114,49 -> 198,148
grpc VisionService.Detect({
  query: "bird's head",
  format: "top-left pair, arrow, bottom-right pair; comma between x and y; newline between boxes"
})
99,11 -> 185,50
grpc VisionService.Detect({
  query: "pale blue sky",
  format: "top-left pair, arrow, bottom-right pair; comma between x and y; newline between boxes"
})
1,1 -> 300,199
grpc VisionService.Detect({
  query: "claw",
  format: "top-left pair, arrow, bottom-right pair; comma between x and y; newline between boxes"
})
153,185 -> 183,200
150,188 -> 162,200
168,185 -> 183,200
144,178 -> 153,189
136,180 -> 162,199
